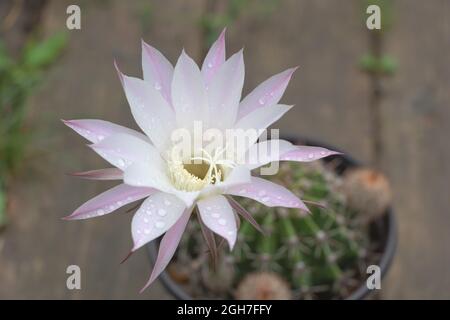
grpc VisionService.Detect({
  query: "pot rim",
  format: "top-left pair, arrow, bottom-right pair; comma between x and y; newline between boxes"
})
146,136 -> 397,300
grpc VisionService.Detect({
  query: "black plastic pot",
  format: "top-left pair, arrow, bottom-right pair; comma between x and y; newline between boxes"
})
147,137 -> 397,300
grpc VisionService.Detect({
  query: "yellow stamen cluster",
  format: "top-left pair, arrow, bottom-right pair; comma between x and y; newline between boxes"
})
167,147 -> 235,192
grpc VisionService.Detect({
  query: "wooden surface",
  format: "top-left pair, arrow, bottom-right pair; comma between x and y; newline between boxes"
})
0,0 -> 448,299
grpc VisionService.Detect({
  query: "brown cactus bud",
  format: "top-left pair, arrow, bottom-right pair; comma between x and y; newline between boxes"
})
234,272 -> 291,300
342,168 -> 392,222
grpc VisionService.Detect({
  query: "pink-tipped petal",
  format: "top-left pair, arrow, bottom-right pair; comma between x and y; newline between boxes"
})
62,119 -> 148,144
141,40 -> 174,106
64,184 -> 156,220
238,67 -> 298,119
280,146 -> 342,162
226,177 -> 310,213
131,193 -> 186,252
115,64 -> 176,151
245,139 -> 295,170
172,50 -> 208,128
201,28 -> 226,85
234,104 -> 292,147
140,206 -> 193,292
235,104 -> 292,131
69,168 -> 123,180
90,133 -> 161,170
207,49 -> 244,128
197,195 -> 237,250
244,139 -> 340,170
227,196 -> 266,235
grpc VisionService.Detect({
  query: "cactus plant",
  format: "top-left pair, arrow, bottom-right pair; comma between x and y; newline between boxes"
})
169,158 -> 390,299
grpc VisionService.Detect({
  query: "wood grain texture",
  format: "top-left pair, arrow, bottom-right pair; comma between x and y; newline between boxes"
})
380,0 -> 450,299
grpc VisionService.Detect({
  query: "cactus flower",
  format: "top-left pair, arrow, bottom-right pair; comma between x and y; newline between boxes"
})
63,29 -> 339,291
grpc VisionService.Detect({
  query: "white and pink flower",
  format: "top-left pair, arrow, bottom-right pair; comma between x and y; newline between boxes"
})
64,29 -> 339,291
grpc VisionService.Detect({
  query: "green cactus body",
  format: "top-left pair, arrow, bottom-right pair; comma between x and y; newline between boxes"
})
176,161 -> 373,299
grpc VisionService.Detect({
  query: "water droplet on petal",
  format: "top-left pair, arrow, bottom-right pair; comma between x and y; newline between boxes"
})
97,209 -> 105,215
207,62 -> 213,68
154,82 -> 162,90
117,159 -> 125,168
218,219 -> 227,226
211,213 -> 220,219
258,190 -> 267,197
164,200 -> 171,206
155,221 -> 165,228
158,209 -> 167,216
308,153 -> 314,159
144,229 -> 150,234
258,98 -> 265,105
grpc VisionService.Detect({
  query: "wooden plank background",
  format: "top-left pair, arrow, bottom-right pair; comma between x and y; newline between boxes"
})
0,0 -> 448,299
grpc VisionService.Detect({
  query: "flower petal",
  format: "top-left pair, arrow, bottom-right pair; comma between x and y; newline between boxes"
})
64,184 -> 156,220
141,40 -> 174,106
115,64 -> 176,151
131,193 -> 186,251
235,104 -> 292,131
207,49 -> 244,129
68,168 -> 123,180
172,50 -> 208,128
233,104 -> 292,147
62,119 -> 148,144
219,165 -> 251,188
197,195 -> 237,250
245,139 -> 295,170
140,206 -> 193,292
238,67 -> 297,119
245,139 -> 340,170
280,146 -> 342,162
90,133 -> 161,170
201,28 -> 226,85
225,177 -> 310,213
123,161 -> 171,191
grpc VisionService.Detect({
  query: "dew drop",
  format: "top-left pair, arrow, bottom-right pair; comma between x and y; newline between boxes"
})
258,190 -> 267,197
164,200 -> 171,206
308,153 -> 314,159
158,209 -> 167,216
207,62 -> 213,68
97,209 -> 105,215
117,159 -> 125,168
155,221 -> 165,228
218,219 -> 227,226
154,82 -> 162,90
211,213 -> 220,219
258,98 -> 265,105
144,229 -> 151,235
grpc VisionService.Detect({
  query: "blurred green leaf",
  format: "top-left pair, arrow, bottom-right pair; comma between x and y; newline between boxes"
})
380,55 -> 397,74
23,32 -> 68,69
